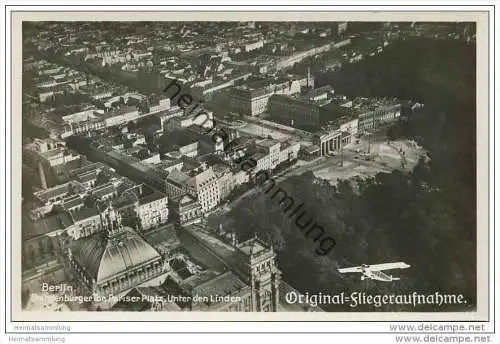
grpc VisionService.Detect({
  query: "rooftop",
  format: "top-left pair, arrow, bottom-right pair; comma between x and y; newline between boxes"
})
62,196 -> 84,210
237,237 -> 268,256
112,196 -> 137,210
158,130 -> 200,153
138,191 -> 167,205
307,85 -> 334,98
179,270 -> 219,291
77,171 -> 98,183
187,167 -> 217,190
102,106 -> 139,119
70,226 -> 162,284
91,183 -> 116,198
256,138 -> 281,148
177,194 -> 198,206
186,271 -> 247,298
166,168 -> 191,187
38,148 -> 64,160
34,182 -> 82,202
70,206 -> 100,223
351,97 -> 401,113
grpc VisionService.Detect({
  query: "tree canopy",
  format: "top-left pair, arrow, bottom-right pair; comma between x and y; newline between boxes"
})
222,38 -> 476,312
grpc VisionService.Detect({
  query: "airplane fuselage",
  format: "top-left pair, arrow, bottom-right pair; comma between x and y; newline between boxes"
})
338,262 -> 409,282
361,270 -> 399,282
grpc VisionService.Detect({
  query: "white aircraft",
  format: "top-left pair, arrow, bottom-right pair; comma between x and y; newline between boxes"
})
338,262 -> 410,282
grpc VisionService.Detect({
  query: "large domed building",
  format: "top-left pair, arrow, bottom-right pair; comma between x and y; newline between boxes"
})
68,203 -> 167,298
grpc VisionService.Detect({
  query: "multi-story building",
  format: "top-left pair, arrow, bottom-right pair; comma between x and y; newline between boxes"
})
38,148 -> 81,168
250,139 -> 301,173
186,167 -> 221,213
23,138 -> 82,188
61,108 -> 106,138
357,103 -> 402,131
67,207 -> 102,240
33,181 -> 86,205
62,195 -> 85,213
230,236 -> 281,312
213,164 -> 235,200
154,106 -> 184,131
165,168 -> 190,199
133,192 -> 169,231
75,170 -> 98,189
272,79 -> 302,97
147,96 -> 171,114
256,139 -> 281,168
268,94 -> 322,128
38,85 -> 71,103
228,86 -> 274,116
23,138 -> 62,154
244,39 -> 264,52
278,140 -> 301,164
233,169 -> 250,186
269,92 -> 365,133
302,85 -> 334,102
172,194 -> 203,226
165,110 -> 214,131
228,78 -> 302,117
177,142 -> 199,158
190,73 -> 252,100
86,87 -> 113,101
103,106 -> 140,127
91,182 -> 118,201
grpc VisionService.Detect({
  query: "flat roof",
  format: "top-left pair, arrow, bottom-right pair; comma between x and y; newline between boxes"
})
71,207 -> 100,222
138,191 -> 167,205
256,138 -> 280,148
237,238 -> 268,256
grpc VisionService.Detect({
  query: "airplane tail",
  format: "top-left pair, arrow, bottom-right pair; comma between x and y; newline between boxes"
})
391,277 -> 400,281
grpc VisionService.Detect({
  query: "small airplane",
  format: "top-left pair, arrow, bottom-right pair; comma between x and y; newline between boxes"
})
338,262 -> 410,282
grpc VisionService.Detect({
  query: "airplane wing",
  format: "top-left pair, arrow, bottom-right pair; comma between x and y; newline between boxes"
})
338,266 -> 363,273
367,262 -> 410,272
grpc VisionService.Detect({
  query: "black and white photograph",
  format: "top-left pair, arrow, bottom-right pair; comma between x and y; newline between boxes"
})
3,7 -> 497,341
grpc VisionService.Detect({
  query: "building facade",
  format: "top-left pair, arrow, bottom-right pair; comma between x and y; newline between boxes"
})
252,139 -> 301,173
268,94 -> 321,127
67,207 -> 102,240
175,195 -> 203,226
135,192 -> 169,231
186,167 -> 221,213
357,103 -> 402,131
228,86 -> 274,116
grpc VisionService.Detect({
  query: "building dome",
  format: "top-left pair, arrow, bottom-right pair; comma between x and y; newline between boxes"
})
70,226 -> 162,284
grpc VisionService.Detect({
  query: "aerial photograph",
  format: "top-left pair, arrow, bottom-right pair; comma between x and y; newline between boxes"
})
20,21 -> 477,313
